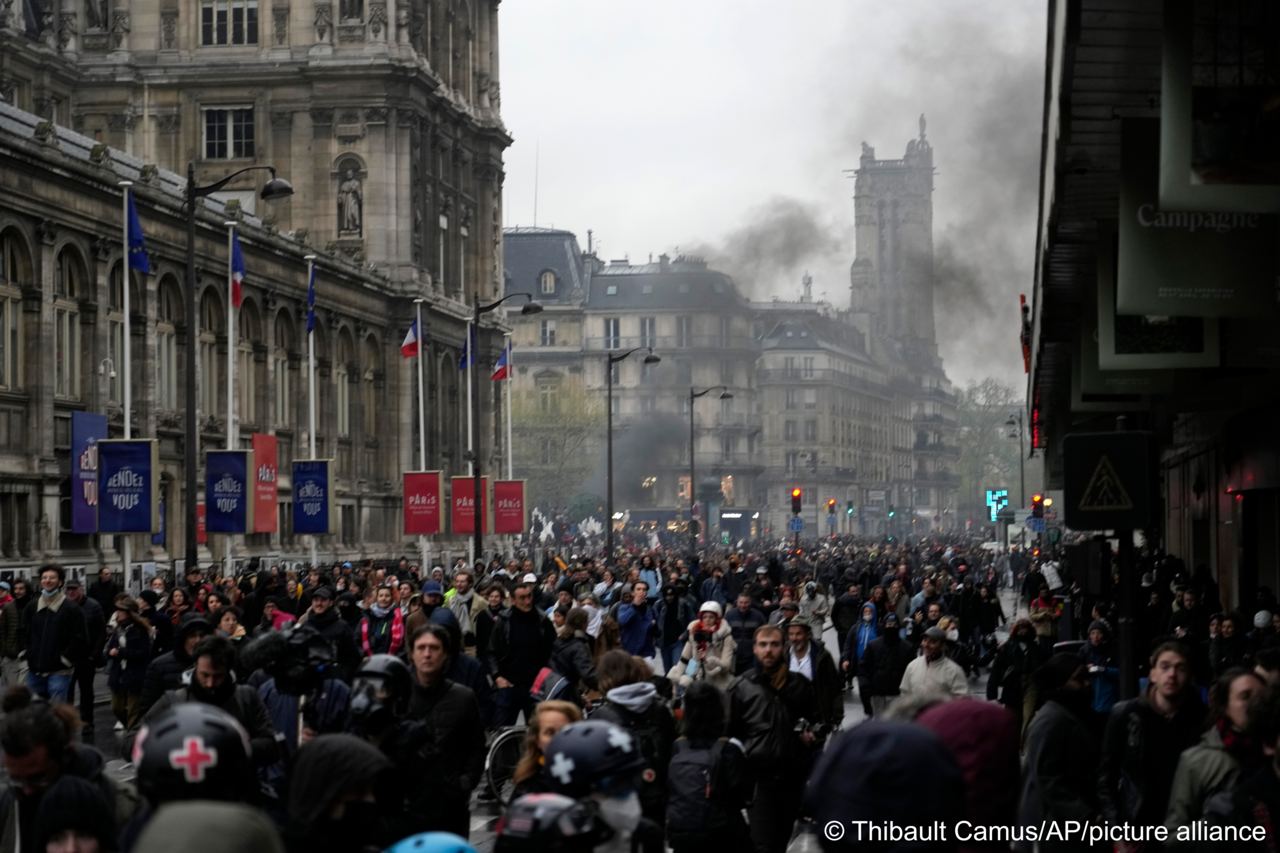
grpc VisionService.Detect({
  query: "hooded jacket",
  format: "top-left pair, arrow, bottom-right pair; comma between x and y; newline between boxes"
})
668,618 -> 736,690
1164,724 -> 1253,837
841,602 -> 879,667
592,682 -> 677,822
284,734 -> 392,853
134,801 -> 283,853
551,630 -> 598,696
617,599 -> 657,657
1017,697 -> 1099,851
302,606 -> 361,681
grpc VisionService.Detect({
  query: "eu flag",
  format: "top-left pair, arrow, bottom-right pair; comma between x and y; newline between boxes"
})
126,192 -> 151,275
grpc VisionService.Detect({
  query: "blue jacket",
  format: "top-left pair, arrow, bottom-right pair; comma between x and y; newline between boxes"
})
618,601 -> 657,657
258,676 -> 351,788
638,567 -> 663,601
843,602 -> 880,665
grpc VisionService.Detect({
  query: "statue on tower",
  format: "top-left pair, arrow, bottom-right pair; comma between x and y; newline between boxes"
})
919,114 -> 927,142
861,141 -> 875,160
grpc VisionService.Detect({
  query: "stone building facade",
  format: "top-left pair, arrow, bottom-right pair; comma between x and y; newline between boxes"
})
0,0 -> 511,572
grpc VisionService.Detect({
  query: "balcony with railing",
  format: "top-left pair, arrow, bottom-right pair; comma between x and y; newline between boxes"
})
583,334 -> 756,352
756,368 -> 889,397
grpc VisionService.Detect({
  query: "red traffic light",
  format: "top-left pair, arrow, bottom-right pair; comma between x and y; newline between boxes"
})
1031,493 -> 1043,504
792,488 -> 802,498
790,487 -> 803,515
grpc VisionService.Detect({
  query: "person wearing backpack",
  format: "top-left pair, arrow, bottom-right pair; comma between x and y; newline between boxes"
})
549,607 -> 598,705
666,681 -> 751,851
591,649 -> 677,834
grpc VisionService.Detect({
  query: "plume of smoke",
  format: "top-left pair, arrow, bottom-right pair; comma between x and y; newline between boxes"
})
683,197 -> 849,301
584,411 -> 688,506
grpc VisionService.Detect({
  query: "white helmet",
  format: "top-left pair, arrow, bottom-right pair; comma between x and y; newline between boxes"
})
698,601 -> 723,619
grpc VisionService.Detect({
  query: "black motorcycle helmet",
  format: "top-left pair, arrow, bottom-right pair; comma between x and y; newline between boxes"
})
273,625 -> 336,695
543,721 -> 646,799
494,793 -> 605,853
132,703 -> 254,805
349,653 -> 412,732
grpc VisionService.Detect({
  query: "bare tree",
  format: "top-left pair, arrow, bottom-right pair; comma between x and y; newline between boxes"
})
511,384 -> 604,512
955,377 -> 1022,523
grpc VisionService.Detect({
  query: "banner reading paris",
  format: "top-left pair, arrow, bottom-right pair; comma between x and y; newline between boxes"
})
404,471 -> 443,535
206,450 -> 255,534
493,480 -> 527,534
293,459 -> 334,535
97,439 -> 159,533
450,476 -> 488,535
252,433 -> 278,533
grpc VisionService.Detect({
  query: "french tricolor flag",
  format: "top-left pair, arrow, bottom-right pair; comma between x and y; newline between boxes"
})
491,341 -> 512,381
230,232 -> 246,309
401,319 -> 421,359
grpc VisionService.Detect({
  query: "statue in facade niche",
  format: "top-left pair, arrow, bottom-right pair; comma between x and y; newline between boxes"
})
861,141 -> 875,159
338,169 -> 362,234
85,0 -> 108,29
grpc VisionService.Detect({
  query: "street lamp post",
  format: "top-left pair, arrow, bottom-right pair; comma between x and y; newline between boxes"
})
688,385 -> 731,554
470,293 -> 542,566
183,164 -> 293,576
1005,411 -> 1026,507
604,347 -> 660,563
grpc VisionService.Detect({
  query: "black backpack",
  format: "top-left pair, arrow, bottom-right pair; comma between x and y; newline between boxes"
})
665,737 -> 730,837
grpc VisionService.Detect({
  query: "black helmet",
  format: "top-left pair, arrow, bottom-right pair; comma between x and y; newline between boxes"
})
131,703 -> 253,805
543,721 -> 646,798
494,793 -> 603,853
350,654 -> 412,731
274,625 -> 336,695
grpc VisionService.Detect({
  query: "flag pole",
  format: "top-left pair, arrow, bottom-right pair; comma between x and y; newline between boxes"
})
465,320 -> 474,567
224,222 -> 236,581
120,182 -> 133,585
504,334 -> 513,558
305,255 -> 318,570
414,298 -> 428,573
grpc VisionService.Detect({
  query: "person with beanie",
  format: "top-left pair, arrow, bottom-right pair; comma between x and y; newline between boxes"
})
138,613 -> 212,718
360,586 -> 405,658
857,612 -> 913,717
1017,653 -> 1099,852
1165,667 -> 1266,837
917,700 -> 1020,853
841,601 -> 879,717
805,720 -> 964,852
283,734 -> 394,852
105,595 -> 152,731
1078,619 -> 1119,724
35,776 -> 117,853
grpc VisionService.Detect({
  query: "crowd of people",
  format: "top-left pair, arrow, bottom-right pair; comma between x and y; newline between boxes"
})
0,539 -> 1278,852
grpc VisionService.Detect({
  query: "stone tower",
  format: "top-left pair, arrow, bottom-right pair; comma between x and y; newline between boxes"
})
849,115 -> 938,364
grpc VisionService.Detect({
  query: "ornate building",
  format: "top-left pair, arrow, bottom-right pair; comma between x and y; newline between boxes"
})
0,0 -> 511,573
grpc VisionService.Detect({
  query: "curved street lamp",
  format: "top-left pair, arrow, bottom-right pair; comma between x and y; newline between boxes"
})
605,346 -> 660,562
184,164 -> 294,575
688,385 -> 732,553
471,293 -> 542,563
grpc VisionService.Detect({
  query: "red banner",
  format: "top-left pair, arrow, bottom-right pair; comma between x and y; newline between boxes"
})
404,471 -> 443,535
251,433 -> 278,533
196,502 -> 207,545
493,480 -> 526,534
450,476 -> 488,535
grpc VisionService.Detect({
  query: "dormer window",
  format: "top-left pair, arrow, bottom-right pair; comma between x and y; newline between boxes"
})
539,270 -> 556,295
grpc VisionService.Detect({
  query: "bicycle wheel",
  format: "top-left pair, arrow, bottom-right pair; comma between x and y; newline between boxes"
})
485,725 -> 526,805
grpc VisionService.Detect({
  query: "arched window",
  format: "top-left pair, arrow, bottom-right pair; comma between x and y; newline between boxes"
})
239,304 -> 259,426
54,248 -> 84,400
0,229 -> 31,391
539,270 -> 556,295
272,311 -> 293,429
199,288 -> 223,418
335,329 -> 354,438
362,336 -> 380,436
156,278 -> 181,410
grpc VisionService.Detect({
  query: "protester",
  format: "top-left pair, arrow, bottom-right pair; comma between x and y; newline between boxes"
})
511,700 -> 583,800
665,682 -> 750,851
900,626 -> 968,698
25,565 -> 88,703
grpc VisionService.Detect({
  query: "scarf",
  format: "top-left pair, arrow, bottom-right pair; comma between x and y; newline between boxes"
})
361,606 -> 404,656
450,590 -> 475,636
1217,716 -> 1263,769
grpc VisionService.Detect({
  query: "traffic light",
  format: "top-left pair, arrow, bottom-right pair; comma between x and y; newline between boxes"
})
826,498 -> 836,515
1031,493 -> 1044,518
846,500 -> 854,516
791,487 -> 802,515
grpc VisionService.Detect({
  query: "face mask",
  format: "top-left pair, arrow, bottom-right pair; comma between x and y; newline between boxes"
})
945,629 -> 959,642
862,614 -> 873,623
41,587 -> 59,598
595,791 -> 642,834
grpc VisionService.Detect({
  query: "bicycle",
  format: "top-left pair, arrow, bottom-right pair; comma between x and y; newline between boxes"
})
483,724 -> 526,805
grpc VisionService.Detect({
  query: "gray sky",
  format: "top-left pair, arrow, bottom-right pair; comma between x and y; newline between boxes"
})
501,1 -> 1046,389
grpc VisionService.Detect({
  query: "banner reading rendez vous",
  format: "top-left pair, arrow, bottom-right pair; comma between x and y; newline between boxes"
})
493,480 -> 527,534
206,449 -> 255,534
97,439 -> 159,533
71,411 -> 107,534
404,471 -> 443,535
293,459 -> 334,535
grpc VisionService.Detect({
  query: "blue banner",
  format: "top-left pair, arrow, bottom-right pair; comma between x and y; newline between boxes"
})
98,440 -> 158,533
71,412 -> 108,534
292,459 -> 332,535
206,450 -> 254,534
